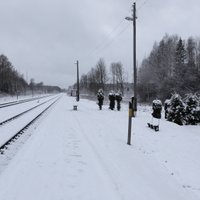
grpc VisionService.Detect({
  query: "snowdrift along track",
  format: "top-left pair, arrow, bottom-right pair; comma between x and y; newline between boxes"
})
0,96 -> 61,154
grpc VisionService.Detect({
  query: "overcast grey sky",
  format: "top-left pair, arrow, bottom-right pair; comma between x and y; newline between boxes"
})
0,0 -> 199,88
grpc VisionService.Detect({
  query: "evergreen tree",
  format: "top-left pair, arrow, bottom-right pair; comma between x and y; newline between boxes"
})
184,37 -> 199,92
167,93 -> 186,125
138,35 -> 200,103
174,38 -> 187,93
184,94 -> 200,125
175,38 -> 186,65
186,37 -> 196,67
0,54 -> 28,94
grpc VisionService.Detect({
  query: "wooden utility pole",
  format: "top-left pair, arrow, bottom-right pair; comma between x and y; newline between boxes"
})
125,2 -> 137,145
127,102 -> 133,145
76,60 -> 80,102
133,2 -> 137,114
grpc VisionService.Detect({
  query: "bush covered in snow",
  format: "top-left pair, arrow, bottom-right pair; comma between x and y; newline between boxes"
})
166,94 -> 186,125
166,93 -> 200,125
184,94 -> 200,125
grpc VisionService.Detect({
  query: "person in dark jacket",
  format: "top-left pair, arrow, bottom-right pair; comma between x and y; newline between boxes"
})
115,91 -> 122,111
108,91 -> 115,110
152,99 -> 162,119
97,89 -> 104,110
149,99 -> 162,131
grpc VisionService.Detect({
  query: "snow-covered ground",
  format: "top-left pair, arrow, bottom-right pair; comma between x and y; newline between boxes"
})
0,94 -> 199,200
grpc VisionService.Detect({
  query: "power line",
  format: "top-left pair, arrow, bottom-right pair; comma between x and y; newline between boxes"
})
83,19 -> 125,59
82,22 -> 131,60
82,7 -> 133,60
81,1 -> 151,61
137,0 -> 150,11
94,23 -> 131,55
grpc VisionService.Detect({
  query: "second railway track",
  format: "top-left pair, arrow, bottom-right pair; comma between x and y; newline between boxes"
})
0,96 -> 58,126
0,94 -> 53,109
0,95 -> 61,154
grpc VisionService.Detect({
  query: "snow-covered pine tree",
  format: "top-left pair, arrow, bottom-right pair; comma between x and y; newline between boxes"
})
184,94 -> 200,125
197,99 -> 200,124
174,38 -> 187,94
175,38 -> 186,66
167,93 -> 186,125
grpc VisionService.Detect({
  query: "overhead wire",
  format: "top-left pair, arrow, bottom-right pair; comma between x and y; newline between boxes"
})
83,19 -> 125,59
82,0 -> 150,61
94,22 -> 131,56
82,8 -> 133,60
137,0 -> 150,11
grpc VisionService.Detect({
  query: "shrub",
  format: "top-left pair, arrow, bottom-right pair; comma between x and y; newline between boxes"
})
184,94 -> 200,125
166,93 -> 186,125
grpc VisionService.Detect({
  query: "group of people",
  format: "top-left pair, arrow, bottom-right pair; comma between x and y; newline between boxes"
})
96,89 -> 123,111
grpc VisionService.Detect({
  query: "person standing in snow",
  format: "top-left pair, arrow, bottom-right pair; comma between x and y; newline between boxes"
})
148,99 -> 162,131
115,91 -> 122,111
152,100 -> 162,119
151,99 -> 162,131
97,89 -> 104,110
108,91 -> 115,110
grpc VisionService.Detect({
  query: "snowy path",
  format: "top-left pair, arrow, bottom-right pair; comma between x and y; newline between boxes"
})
0,95 -> 199,200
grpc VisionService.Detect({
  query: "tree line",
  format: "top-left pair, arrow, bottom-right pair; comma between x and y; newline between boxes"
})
138,34 -> 200,102
0,54 -> 61,96
77,58 -> 126,95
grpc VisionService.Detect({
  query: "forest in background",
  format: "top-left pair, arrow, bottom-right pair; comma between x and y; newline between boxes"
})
0,54 -> 61,96
73,34 -> 200,102
138,34 -> 200,102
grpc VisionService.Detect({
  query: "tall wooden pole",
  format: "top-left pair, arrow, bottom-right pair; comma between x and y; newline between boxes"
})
133,2 -> 137,114
126,2 -> 137,145
76,60 -> 80,102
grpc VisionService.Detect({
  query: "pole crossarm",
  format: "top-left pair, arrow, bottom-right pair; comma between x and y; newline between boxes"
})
125,17 -> 133,21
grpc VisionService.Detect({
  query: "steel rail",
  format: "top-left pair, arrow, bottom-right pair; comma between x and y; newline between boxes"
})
0,96 -> 61,154
0,94 -> 54,109
0,96 -> 57,126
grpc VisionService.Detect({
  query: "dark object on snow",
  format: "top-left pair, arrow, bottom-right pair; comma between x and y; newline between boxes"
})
97,89 -> 104,110
147,123 -> 159,132
115,92 -> 122,111
73,105 -> 78,110
109,91 -> 115,110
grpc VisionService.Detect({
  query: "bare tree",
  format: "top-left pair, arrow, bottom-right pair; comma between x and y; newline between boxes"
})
95,58 -> 108,90
110,62 -> 124,93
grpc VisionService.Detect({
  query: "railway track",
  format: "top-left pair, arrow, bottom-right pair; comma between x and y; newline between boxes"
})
0,94 -> 53,109
0,95 -> 61,154
0,96 -> 58,126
